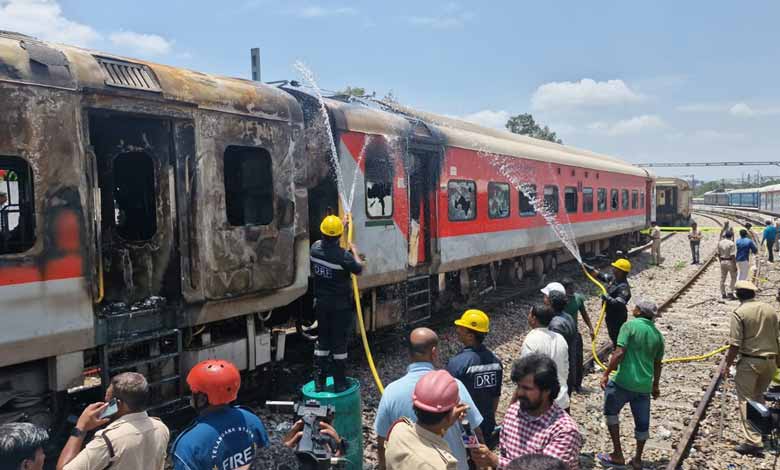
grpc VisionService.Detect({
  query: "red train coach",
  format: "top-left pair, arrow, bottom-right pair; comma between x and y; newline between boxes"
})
0,30 -> 653,422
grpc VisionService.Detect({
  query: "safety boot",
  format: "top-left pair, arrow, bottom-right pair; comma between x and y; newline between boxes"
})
314,356 -> 329,392
333,359 -> 349,393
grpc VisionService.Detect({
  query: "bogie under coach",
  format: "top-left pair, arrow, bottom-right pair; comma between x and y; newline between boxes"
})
0,31 -> 653,423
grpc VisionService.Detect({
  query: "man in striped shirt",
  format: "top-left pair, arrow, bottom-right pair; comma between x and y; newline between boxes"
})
472,354 -> 582,469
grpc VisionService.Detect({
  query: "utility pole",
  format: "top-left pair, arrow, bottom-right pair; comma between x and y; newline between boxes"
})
250,48 -> 261,82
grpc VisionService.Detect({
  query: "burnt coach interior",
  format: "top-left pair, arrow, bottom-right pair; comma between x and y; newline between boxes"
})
0,30 -> 654,422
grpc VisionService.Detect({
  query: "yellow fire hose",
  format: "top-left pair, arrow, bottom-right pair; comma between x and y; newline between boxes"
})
583,266 -> 729,370
347,213 -> 385,394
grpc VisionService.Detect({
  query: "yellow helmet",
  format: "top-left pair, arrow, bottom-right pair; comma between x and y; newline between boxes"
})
320,215 -> 344,237
611,258 -> 632,273
454,309 -> 490,333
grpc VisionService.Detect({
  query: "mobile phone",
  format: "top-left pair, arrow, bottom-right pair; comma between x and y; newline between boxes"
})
460,418 -> 480,449
98,398 -> 118,420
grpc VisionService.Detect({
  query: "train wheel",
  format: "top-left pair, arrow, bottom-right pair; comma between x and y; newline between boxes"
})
545,253 -> 558,272
514,261 -> 525,285
533,256 -> 545,282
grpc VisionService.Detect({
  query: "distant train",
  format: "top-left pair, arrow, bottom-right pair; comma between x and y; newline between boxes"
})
701,188 -> 761,209
0,30 -> 655,423
655,177 -> 692,226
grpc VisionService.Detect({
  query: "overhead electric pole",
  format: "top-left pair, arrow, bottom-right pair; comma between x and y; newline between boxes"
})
250,48 -> 261,82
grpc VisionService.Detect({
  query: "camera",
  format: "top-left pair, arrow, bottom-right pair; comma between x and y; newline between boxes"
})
746,388 -> 780,436
266,399 -> 345,470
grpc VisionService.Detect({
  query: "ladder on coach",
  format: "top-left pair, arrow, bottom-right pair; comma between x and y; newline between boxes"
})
404,275 -> 432,325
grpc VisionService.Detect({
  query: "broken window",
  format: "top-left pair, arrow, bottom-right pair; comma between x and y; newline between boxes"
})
113,152 -> 157,241
448,180 -> 476,221
488,182 -> 510,219
598,188 -> 607,212
224,146 -> 273,226
0,156 -> 35,254
622,189 -> 629,210
564,187 -> 578,213
544,185 -> 559,214
583,187 -> 594,213
519,185 -> 536,217
610,189 -> 619,211
632,190 -> 639,209
364,143 -> 394,218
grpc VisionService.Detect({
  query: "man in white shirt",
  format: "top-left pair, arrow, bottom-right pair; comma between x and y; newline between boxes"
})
520,304 -> 570,410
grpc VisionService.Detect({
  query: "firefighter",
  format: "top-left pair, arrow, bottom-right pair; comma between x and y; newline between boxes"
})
446,309 -> 503,447
584,258 -> 632,347
311,215 -> 364,392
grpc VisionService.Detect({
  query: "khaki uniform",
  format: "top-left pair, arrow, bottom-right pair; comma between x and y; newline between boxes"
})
63,412 -> 170,470
718,238 -> 737,296
385,418 -> 458,470
729,300 -> 780,447
651,226 -> 662,265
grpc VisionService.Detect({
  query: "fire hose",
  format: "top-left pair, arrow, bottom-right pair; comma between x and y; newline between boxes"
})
347,213 -> 385,394
583,266 -> 729,370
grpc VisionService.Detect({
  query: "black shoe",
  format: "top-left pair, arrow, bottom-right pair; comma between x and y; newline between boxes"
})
314,356 -> 329,392
735,443 -> 764,456
722,293 -> 728,299
332,359 -> 349,393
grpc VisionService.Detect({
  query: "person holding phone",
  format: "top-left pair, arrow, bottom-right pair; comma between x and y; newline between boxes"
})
56,372 -> 169,470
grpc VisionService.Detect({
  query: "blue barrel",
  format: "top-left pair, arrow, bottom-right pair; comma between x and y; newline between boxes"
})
301,377 -> 362,469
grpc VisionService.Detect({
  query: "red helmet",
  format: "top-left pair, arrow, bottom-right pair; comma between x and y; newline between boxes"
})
187,360 -> 241,405
413,370 -> 460,413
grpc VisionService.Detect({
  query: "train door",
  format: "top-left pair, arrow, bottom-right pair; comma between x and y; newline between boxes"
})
87,111 -> 179,307
407,148 -> 436,269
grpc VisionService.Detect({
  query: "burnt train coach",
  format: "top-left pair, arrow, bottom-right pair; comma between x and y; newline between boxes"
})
655,177 -> 692,226
0,30 -> 653,420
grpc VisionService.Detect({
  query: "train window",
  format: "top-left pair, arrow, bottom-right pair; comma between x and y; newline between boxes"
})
224,146 -> 274,226
519,184 -> 536,217
365,148 -> 394,218
113,152 -> 157,240
631,190 -> 639,209
598,188 -> 607,212
448,180 -> 476,221
583,187 -> 594,213
640,191 -> 645,208
610,189 -> 619,211
488,182 -> 510,219
621,189 -> 629,209
564,187 -> 578,213
0,157 -> 35,254
544,185 -> 559,214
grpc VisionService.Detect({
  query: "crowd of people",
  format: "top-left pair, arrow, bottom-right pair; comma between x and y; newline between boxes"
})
2,215 -> 779,470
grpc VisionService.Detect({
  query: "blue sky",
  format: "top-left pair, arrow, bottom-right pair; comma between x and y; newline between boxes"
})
2,0 -> 779,181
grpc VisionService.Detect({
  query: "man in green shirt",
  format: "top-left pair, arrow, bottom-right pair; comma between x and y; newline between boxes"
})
597,300 -> 664,470
561,278 -> 595,392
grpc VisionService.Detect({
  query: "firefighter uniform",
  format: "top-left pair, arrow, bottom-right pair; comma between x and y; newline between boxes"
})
447,310 -> 503,442
311,216 -> 362,391
729,292 -> 780,448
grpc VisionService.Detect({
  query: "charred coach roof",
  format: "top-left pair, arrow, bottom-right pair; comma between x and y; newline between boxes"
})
0,32 -> 302,123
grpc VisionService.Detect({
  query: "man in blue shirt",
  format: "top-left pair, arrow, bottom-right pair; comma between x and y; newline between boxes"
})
761,220 -> 776,263
736,229 -> 758,281
375,327 -> 484,470
173,360 -> 269,470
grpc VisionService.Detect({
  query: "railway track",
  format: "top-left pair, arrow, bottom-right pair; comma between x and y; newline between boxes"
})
578,210 -> 770,469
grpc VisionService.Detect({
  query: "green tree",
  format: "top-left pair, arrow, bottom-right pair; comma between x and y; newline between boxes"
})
337,86 -> 367,97
505,113 -> 563,144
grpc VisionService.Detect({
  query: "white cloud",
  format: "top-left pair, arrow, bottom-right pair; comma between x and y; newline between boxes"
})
531,79 -> 645,112
293,5 -> 357,18
0,0 -> 176,57
729,102 -> 780,118
109,31 -> 172,56
587,115 -> 666,136
458,109 -> 510,129
407,3 -> 473,29
0,0 -> 100,46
